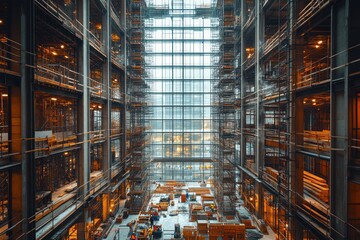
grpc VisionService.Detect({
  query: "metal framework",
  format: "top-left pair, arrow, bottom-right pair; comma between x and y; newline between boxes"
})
142,0 -> 219,182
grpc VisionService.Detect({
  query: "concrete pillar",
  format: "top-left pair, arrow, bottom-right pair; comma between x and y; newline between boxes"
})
78,0 -> 90,239
330,1 -> 349,239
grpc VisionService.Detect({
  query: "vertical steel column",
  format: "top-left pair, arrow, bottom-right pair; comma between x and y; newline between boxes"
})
78,0 -> 90,238
102,0 -> 111,222
330,1 -> 349,239
255,0 -> 264,219
20,0 -> 35,238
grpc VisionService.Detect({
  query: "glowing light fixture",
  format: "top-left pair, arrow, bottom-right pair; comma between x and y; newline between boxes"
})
60,44 -> 65,49
52,51 -> 58,55
51,97 -> 57,101
2,93 -> 8,97
317,40 -> 323,44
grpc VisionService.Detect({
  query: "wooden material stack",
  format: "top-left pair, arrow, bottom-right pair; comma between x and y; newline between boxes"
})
188,187 -> 211,195
303,171 -> 329,203
154,185 -> 174,194
197,220 -> 208,234
166,180 -> 185,187
182,226 -> 198,240
208,222 -> 223,240
201,194 -> 214,201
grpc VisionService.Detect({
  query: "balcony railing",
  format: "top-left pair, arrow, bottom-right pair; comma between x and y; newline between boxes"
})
0,37 -> 21,75
297,0 -> 331,29
35,64 -> 80,90
295,56 -> 331,89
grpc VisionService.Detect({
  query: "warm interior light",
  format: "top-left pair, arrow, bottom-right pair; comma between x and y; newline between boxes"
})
51,97 -> 57,101
64,55 -> 69,59
249,197 -> 253,201
98,105 -> 102,109
0,20 -> 3,24
303,101 -> 306,104
312,99 -> 316,102
312,102 -> 317,106
60,44 -> 65,49
315,45 -> 320,49
317,40 -> 323,44
52,51 -> 58,55
64,152 -> 69,155
113,79 -> 118,82
1,93 -> 8,97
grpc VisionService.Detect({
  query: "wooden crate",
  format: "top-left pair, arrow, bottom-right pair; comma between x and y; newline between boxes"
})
223,223 -> 237,235
208,222 -> 223,236
182,226 -> 198,239
197,220 -> 208,234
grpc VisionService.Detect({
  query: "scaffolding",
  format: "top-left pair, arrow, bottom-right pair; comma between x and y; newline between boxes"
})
127,0 -> 151,214
213,0 -> 237,216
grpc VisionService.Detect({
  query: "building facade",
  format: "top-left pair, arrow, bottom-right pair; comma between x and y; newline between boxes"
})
0,0 -> 359,239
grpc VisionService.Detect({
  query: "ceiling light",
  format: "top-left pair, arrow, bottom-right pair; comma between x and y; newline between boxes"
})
317,40 -> 323,44
0,20 -> 3,24
64,55 -> 69,59
60,44 -> 65,49
1,93 -> 8,97
51,97 -> 57,101
52,51 -> 58,55
315,45 -> 320,49
303,101 -> 306,104
98,105 -> 102,109
312,103 -> 317,106
312,99 -> 316,102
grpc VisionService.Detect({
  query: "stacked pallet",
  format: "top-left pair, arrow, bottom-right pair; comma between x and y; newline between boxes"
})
303,171 -> 329,203
208,222 -> 223,240
197,220 -> 208,234
182,226 -> 198,240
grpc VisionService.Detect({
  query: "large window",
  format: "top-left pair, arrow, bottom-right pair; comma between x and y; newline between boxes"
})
144,0 -> 218,180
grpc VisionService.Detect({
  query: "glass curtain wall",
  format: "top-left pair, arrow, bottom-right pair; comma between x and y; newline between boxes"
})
144,0 -> 219,181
